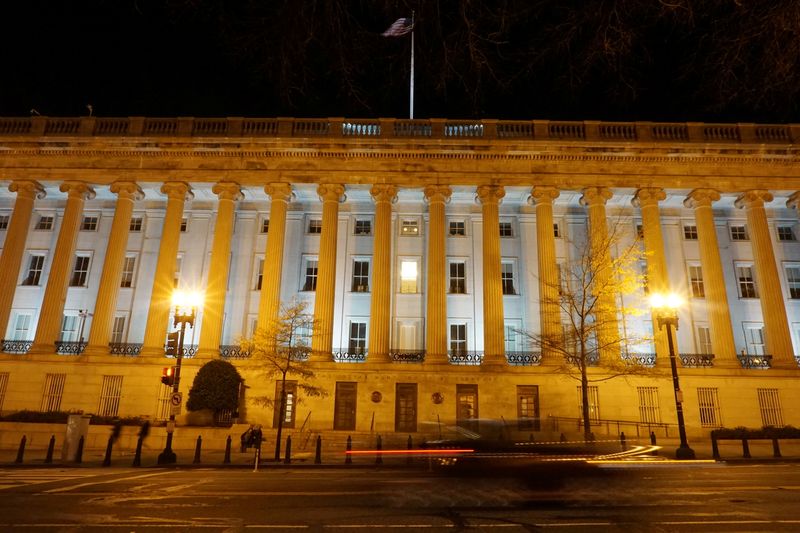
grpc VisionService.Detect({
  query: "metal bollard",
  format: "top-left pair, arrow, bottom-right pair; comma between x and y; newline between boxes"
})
711,435 -> 720,460
193,435 -> 202,464
224,435 -> 232,464
375,435 -> 383,465
75,436 -> 85,464
15,435 -> 26,464
406,435 -> 413,465
560,433 -> 566,442
102,435 -> 114,467
620,432 -> 627,451
742,438 -> 751,458
650,431 -> 657,445
132,435 -> 144,467
45,435 -> 56,464
345,435 -> 352,464
772,438 -> 782,458
284,435 -> 292,464
315,435 -> 322,464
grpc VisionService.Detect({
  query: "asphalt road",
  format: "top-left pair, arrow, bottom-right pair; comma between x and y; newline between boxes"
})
0,461 -> 799,531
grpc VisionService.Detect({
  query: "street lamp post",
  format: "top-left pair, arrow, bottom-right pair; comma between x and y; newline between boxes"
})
650,293 -> 696,460
157,290 -> 201,465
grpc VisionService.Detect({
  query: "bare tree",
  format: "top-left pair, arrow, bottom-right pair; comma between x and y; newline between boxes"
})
240,299 -> 326,461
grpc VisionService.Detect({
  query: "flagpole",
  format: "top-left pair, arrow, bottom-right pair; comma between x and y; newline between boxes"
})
409,11 -> 415,119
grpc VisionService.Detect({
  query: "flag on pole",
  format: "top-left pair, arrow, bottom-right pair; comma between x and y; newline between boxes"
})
382,17 -> 413,37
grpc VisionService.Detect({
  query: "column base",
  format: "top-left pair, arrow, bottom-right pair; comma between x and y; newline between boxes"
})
27,342 -> 56,355
139,346 -> 166,358
82,345 -> 110,356
675,445 -> 696,460
194,348 -> 219,360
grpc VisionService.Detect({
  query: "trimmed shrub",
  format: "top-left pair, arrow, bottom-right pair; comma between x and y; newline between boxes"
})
186,359 -> 242,423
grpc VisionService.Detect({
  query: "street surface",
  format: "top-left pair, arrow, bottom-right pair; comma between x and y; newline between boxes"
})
0,461 -> 799,531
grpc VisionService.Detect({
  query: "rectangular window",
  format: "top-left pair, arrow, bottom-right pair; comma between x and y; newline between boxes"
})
120,256 -> 136,288
448,220 -> 466,236
553,223 -> 561,238
688,265 -> 705,298
736,264 -> 758,298
97,375 -> 123,417
354,219 -> 372,235
60,315 -> 79,342
111,316 -> 126,344
80,216 -> 98,231
401,219 -> 419,236
0,215 -> 9,230
696,326 -> 712,355
180,218 -> 188,232
499,222 -> 513,237
557,263 -> 566,296
173,255 -> 183,288
333,382 -> 357,431
348,321 -> 367,354
302,259 -> 318,291
0,372 -> 8,412
786,265 -> 800,299
504,324 -> 521,352
273,381 -> 297,429
260,218 -> 270,234
41,373 -> 66,412
449,324 -> 467,354
637,387 -> 661,424
449,261 -> 466,294
640,261 -> 649,294
697,387 -> 722,428
517,385 -> 540,431
352,260 -> 370,292
730,225 -> 748,241
35,215 -> 54,230
577,385 -> 600,423
12,314 -> 31,341
308,219 -> 322,234
70,255 -> 91,287
395,383 -> 418,433
254,258 -> 264,290
777,225 -> 796,242
456,384 -> 479,432
744,325 -> 765,355
399,259 -> 418,294
757,388 -> 783,427
635,223 -> 644,239
683,224 -> 698,240
129,217 -> 143,232
501,262 -> 516,295
22,254 -> 45,286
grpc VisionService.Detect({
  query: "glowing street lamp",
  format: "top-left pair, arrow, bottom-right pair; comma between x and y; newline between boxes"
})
157,290 -> 202,465
650,292 -> 695,460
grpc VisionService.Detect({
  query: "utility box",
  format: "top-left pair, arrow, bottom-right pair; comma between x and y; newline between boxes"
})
62,414 -> 91,461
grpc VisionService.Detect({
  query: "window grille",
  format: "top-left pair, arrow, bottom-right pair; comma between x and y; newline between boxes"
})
354,219 -> 372,235
688,265 -> 705,298
777,225 -> 796,241
22,255 -> 45,286
683,225 -> 698,240
637,387 -> 661,424
129,217 -> 143,232
0,372 -> 9,412
81,216 -> 98,231
308,219 -> 322,234
98,375 -> 123,417
156,384 -> 172,421
41,373 -> 66,412
120,256 -> 136,287
35,215 -> 54,230
757,388 -> 783,427
448,221 -> 466,236
577,385 -> 600,423
70,256 -> 90,286
499,222 -> 513,237
697,387 -> 722,428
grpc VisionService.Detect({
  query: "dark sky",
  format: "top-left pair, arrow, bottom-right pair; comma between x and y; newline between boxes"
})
2,1 -> 799,122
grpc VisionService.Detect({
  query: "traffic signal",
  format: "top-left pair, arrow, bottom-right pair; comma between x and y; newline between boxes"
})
161,366 -> 175,386
164,332 -> 179,356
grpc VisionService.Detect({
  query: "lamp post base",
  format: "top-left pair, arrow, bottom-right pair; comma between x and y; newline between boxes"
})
157,450 -> 176,464
675,445 -> 696,460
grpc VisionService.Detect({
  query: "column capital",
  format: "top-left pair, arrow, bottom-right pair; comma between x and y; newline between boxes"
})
735,190 -> 774,210
684,188 -> 720,209
632,187 -> 666,208
59,181 -> 95,201
579,187 -> 612,207
370,184 -> 398,204
423,185 -> 452,204
9,180 -> 46,200
212,182 -> 244,201
109,181 -> 144,201
161,181 -> 194,201
476,185 -> 505,205
264,183 -> 293,202
530,186 -> 559,204
317,183 -> 345,203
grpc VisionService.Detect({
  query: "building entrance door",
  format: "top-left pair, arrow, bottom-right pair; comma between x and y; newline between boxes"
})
395,383 -> 417,433
456,384 -> 479,434
334,382 -> 357,431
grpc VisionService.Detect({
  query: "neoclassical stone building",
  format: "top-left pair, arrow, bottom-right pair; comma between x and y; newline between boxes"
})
0,116 -> 798,438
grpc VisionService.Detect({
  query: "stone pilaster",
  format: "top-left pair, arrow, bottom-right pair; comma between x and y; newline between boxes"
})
424,185 -> 452,363
85,182 -> 144,355
735,190 -> 795,369
0,181 -> 45,341
141,182 -> 193,356
257,183 -> 293,333
310,184 -> 345,361
477,185 -> 506,364
198,182 -> 243,358
684,189 -> 738,366
367,185 -> 398,363
30,181 -> 96,354
579,187 -> 619,364
531,186 -> 561,364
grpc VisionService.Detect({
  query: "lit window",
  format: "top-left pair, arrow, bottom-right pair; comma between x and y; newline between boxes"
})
688,265 -> 704,298
786,265 -> 800,298
13,314 -> 32,340
354,219 -> 372,235
499,222 -> 513,237
449,262 -> 466,294
260,219 -> 270,234
683,225 -> 698,240
60,315 -> 79,342
352,260 -> 370,292
730,225 -> 748,241
0,215 -> 9,230
22,254 -> 45,286
308,219 -> 322,234
400,260 -> 418,294
696,326 -> 712,355
129,217 -> 143,232
120,256 -> 136,288
70,256 -> 91,287
448,221 -> 466,236
777,225 -> 796,242
736,264 -> 758,298
501,262 -> 516,295
745,326 -> 765,355
81,216 -> 98,231
111,317 -> 126,344
302,259 -> 318,291
35,215 -> 54,230
401,219 -> 419,236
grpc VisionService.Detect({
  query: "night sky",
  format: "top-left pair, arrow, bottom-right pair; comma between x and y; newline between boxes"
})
2,1 -> 799,123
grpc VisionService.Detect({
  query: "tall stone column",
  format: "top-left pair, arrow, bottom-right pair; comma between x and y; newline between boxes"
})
477,185 -> 506,364
684,189 -> 737,366
424,185 -> 451,363
310,184 -> 345,361
531,186 -> 561,364
30,181 -> 96,354
579,187 -> 619,364
633,188 -> 674,368
367,185 -> 398,363
257,183 -> 293,333
0,181 -> 45,341
85,182 -> 144,355
141,182 -> 193,356
197,182 -> 243,358
735,190 -> 795,368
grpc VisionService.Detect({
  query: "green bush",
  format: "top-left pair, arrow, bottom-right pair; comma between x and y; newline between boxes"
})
186,359 -> 242,421
0,410 -> 72,423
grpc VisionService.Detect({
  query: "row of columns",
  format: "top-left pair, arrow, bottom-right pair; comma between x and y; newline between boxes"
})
0,180 -> 797,369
